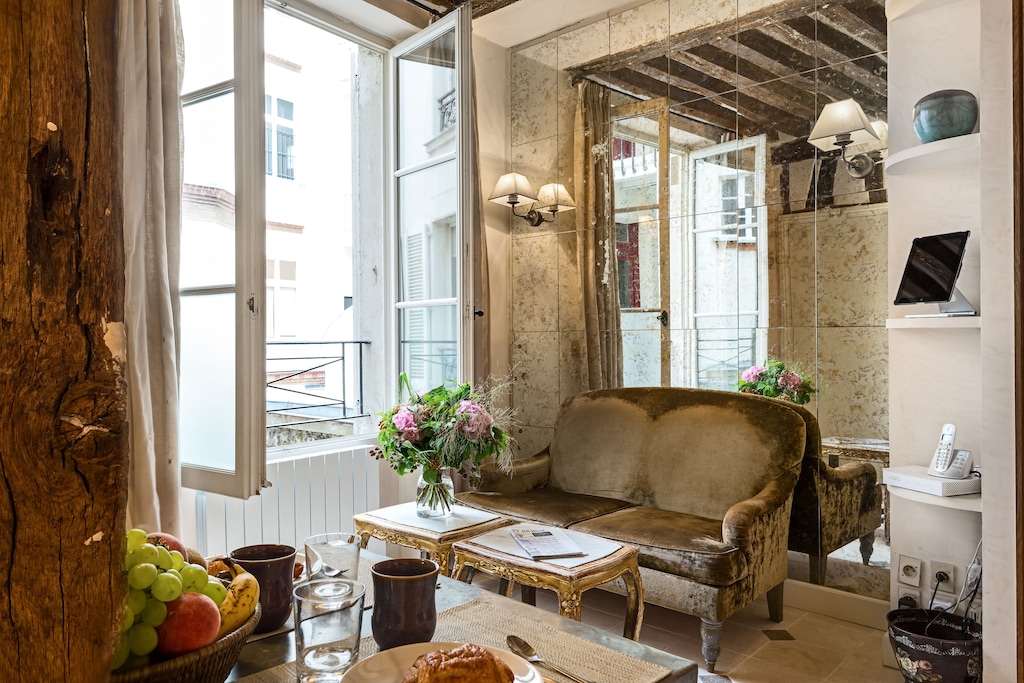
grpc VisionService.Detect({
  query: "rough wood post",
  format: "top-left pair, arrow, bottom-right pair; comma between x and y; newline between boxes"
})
0,0 -> 128,680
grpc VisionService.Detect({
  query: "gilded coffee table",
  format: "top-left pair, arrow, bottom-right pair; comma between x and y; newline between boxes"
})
353,501 -> 514,576
450,522 -> 645,641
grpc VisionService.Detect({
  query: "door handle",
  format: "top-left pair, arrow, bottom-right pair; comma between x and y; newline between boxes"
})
656,310 -> 668,327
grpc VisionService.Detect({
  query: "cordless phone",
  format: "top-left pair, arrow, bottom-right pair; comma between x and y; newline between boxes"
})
927,423 -> 973,479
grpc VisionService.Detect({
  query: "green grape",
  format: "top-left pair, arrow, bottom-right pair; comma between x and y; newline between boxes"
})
201,576 -> 228,605
169,549 -> 185,571
120,604 -> 135,632
121,652 -> 150,671
180,563 -> 208,592
127,588 -> 147,616
110,633 -> 131,670
155,545 -> 173,571
128,623 -> 158,656
140,597 -> 167,627
127,563 -> 158,590
125,528 -> 148,553
150,571 -> 183,602
127,543 -> 159,568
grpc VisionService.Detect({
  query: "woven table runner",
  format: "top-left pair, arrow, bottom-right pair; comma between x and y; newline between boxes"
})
235,600 -> 671,683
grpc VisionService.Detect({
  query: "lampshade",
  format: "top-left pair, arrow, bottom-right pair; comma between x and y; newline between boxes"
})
534,183 -> 576,213
488,173 -> 537,206
807,99 -> 880,152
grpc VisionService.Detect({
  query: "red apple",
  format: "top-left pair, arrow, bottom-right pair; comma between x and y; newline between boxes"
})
147,531 -> 187,556
155,592 -> 221,657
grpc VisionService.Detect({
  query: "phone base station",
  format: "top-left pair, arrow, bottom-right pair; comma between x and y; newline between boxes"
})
883,465 -> 981,496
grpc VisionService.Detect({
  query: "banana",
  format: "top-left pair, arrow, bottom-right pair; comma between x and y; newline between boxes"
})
216,562 -> 261,639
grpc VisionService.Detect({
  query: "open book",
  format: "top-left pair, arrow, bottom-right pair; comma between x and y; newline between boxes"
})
510,527 -> 586,560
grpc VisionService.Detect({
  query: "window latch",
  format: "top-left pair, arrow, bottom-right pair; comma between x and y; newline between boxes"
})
656,310 -> 668,327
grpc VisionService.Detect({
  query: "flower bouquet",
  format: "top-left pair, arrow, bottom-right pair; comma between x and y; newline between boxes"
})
736,358 -> 816,405
373,373 -> 515,517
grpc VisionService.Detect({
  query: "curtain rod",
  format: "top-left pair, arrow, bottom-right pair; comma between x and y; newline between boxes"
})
404,0 -> 444,18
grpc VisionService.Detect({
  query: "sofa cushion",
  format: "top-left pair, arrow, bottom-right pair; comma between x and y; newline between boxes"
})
456,488 -> 634,527
569,506 -> 747,587
546,388 -> 806,521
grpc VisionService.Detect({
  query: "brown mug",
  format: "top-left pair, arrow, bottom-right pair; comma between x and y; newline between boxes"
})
229,543 -> 297,633
370,558 -> 439,650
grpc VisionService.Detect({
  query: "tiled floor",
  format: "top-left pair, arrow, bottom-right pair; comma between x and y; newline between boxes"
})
472,575 -> 905,682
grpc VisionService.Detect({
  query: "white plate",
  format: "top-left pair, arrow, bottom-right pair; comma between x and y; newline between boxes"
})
342,641 -> 541,682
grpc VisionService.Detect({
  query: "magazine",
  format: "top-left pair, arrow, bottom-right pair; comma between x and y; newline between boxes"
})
510,527 -> 586,560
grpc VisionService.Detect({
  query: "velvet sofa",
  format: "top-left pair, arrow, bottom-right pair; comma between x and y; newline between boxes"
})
785,403 -> 884,584
456,387 -> 806,672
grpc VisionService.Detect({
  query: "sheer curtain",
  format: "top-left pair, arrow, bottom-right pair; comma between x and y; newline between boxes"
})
120,0 -> 184,535
574,81 -> 622,390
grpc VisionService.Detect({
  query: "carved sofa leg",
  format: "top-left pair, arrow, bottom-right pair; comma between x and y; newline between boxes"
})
859,532 -> 875,565
766,582 -> 784,622
700,618 -> 723,673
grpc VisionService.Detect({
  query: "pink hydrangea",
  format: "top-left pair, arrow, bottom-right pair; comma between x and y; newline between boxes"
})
741,365 -> 766,383
392,406 -> 424,443
457,400 -> 493,440
778,371 -> 804,391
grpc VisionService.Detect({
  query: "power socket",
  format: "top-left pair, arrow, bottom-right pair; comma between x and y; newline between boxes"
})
931,561 -> 955,590
898,586 -> 920,609
898,555 -> 922,587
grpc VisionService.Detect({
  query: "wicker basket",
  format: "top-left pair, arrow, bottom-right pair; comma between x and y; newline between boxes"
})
112,603 -> 262,683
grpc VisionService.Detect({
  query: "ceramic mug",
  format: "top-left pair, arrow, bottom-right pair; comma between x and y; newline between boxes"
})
370,558 -> 439,650
229,543 -> 297,633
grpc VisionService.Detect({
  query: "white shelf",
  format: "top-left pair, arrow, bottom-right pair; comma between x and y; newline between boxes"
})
886,316 -> 981,329
885,0 -> 969,20
884,133 -> 980,175
888,484 -> 982,512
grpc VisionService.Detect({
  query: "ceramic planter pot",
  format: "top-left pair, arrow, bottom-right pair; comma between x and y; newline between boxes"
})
887,609 -> 981,683
912,90 -> 978,144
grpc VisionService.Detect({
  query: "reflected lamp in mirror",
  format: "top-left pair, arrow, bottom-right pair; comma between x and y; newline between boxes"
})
808,98 -> 881,179
489,173 -> 575,226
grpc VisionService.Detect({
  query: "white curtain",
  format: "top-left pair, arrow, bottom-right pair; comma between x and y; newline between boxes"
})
120,0 -> 184,536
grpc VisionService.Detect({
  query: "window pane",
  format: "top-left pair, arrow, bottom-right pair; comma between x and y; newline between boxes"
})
400,305 -> 457,390
182,92 -> 235,289
397,28 -> 456,169
398,159 -> 457,302
180,293 -> 236,472
179,0 -> 233,94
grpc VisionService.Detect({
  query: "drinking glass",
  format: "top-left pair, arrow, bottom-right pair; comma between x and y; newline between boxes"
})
293,578 -> 366,682
304,532 -> 361,581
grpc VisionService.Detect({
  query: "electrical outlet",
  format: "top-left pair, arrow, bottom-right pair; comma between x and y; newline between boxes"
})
966,602 -> 982,624
898,555 -> 922,586
898,586 -> 920,609
933,590 -> 957,612
931,561 -> 955,590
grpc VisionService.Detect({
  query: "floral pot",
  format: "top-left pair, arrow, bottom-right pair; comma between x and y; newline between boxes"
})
912,90 -> 978,144
415,467 -> 455,518
887,609 -> 981,683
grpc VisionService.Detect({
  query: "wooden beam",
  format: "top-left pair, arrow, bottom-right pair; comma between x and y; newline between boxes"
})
0,0 -> 128,680
759,21 -> 887,94
815,5 -> 888,56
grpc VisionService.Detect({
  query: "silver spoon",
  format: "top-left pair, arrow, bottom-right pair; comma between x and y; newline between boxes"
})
506,634 -> 593,683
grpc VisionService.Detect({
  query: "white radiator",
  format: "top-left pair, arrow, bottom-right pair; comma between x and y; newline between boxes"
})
189,443 -> 381,558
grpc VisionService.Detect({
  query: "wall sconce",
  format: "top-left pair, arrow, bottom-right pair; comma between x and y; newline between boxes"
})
489,172 -> 575,226
808,98 -> 881,179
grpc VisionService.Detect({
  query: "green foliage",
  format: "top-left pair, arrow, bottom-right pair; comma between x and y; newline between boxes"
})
373,373 -> 515,485
736,358 -> 816,405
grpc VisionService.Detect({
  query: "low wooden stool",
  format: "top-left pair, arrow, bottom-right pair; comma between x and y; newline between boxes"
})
353,502 -> 513,576
450,523 -> 645,640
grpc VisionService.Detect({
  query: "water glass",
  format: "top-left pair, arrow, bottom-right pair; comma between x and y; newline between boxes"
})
304,532 -> 361,581
293,579 -> 366,682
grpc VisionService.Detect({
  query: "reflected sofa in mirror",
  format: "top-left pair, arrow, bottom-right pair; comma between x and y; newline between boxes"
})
504,0 -> 890,600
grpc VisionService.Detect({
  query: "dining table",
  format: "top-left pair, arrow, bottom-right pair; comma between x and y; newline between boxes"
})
225,549 -> 699,683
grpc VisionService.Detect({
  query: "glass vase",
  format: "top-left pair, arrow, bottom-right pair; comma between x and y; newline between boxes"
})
415,467 -> 455,518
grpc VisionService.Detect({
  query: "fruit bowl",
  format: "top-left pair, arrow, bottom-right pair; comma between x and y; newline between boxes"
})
111,603 -> 261,683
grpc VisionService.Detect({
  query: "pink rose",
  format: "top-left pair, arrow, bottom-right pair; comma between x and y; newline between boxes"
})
392,406 -> 424,443
742,366 -> 766,383
457,400 -> 493,440
778,371 -> 803,391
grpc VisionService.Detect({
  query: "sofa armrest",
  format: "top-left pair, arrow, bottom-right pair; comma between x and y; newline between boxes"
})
475,451 -> 551,494
722,469 -> 800,550
816,460 -> 883,516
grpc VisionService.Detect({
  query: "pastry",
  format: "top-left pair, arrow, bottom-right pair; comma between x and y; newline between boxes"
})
400,643 -> 515,683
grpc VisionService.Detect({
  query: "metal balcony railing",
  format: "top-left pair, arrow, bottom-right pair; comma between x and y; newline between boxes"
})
265,340 -> 371,445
